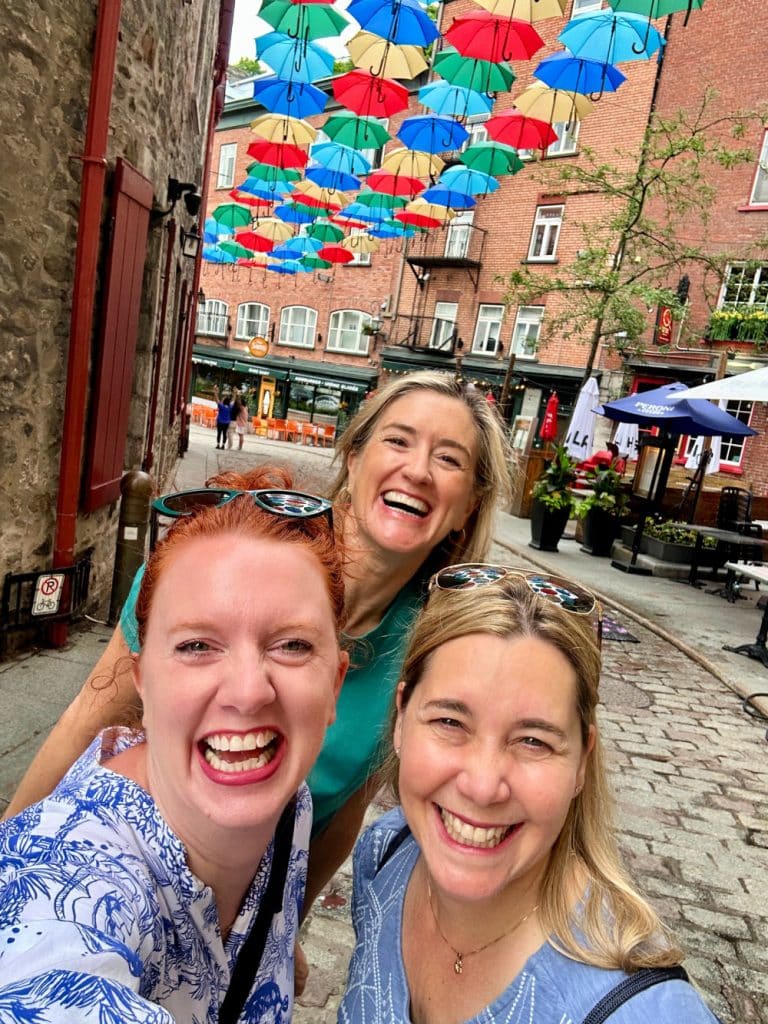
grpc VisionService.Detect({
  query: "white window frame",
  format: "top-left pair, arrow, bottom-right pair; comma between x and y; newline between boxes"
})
197,299 -> 228,336
445,210 -> 474,259
327,309 -> 371,355
528,204 -> 564,262
749,129 -> 768,206
571,0 -> 602,16
235,302 -> 270,341
718,263 -> 768,311
278,305 -> 317,349
471,304 -> 504,355
217,143 -> 237,190
719,401 -> 754,466
348,227 -> 372,267
460,115 -> 489,152
430,302 -> 458,350
546,120 -> 580,157
511,306 -> 544,358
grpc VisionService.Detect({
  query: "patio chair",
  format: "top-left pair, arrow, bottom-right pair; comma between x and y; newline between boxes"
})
317,424 -> 336,448
300,422 -> 318,447
267,418 -> 287,441
717,486 -> 754,533
284,420 -> 300,443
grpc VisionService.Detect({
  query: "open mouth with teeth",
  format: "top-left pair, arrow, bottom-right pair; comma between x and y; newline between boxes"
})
438,805 -> 520,850
200,729 -> 282,778
381,490 -> 430,518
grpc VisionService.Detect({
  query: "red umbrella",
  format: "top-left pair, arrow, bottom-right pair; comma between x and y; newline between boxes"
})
228,190 -> 274,211
332,70 -> 409,118
234,230 -> 276,253
317,245 -> 354,264
445,13 -> 544,63
539,392 -> 560,442
485,111 -> 558,149
366,170 -> 426,198
246,139 -> 309,169
394,210 -> 443,229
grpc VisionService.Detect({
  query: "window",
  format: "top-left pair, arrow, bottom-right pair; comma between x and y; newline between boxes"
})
511,306 -> 544,358
279,305 -> 317,348
719,401 -> 754,465
430,302 -> 458,350
471,304 -> 504,355
235,302 -> 270,340
349,227 -> 372,266
571,0 -> 602,15
197,299 -> 228,336
445,210 -> 474,259
719,263 -> 768,311
547,120 -> 580,157
749,130 -> 768,205
327,310 -> 371,355
217,143 -> 237,190
460,115 -> 489,151
528,204 -> 563,261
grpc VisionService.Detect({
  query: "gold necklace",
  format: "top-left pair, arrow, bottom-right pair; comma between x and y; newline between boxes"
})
426,877 -> 540,976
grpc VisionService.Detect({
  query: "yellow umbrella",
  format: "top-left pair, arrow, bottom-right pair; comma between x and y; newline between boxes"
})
406,198 -> 456,222
250,217 -> 294,243
513,84 -> 594,124
475,0 -> 566,21
347,31 -> 428,80
292,181 -> 341,203
341,233 -> 380,254
380,147 -> 444,179
250,114 -> 317,146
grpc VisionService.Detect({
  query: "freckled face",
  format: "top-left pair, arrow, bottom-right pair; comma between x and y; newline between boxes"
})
394,633 -> 592,906
133,535 -> 347,852
346,392 -> 479,566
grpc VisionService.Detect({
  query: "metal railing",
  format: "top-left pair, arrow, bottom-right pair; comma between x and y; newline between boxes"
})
389,314 -> 461,354
406,222 -> 487,266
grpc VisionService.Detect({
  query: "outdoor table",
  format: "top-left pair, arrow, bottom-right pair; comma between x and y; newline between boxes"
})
685,525 -> 768,587
722,562 -> 768,670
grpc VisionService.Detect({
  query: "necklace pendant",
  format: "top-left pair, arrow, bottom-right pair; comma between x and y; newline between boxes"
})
454,955 -> 463,975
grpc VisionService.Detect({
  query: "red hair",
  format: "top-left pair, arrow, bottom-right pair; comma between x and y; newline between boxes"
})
136,466 -> 345,646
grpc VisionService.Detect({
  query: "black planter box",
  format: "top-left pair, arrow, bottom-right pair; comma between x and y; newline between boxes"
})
580,508 -> 621,557
529,499 -> 570,552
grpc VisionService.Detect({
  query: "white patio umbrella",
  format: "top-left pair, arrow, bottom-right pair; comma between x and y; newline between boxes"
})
669,364 -> 768,402
564,375 -> 599,460
685,431 -> 722,474
612,421 -> 639,461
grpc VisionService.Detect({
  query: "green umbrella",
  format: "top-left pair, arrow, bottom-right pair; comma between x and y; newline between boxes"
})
259,0 -> 348,40
607,0 -> 704,16
433,47 -> 516,94
301,255 -> 333,270
460,140 -> 524,176
355,191 -> 407,210
212,203 -> 252,229
307,221 -> 345,243
246,161 -> 301,183
218,240 -> 254,259
323,113 -> 391,150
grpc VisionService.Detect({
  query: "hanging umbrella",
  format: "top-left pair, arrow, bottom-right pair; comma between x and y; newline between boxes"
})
445,12 -> 545,62
596,382 -> 758,437
306,220 -> 346,244
370,220 -> 416,238
439,165 -> 500,195
394,209 -> 443,229
278,235 -> 324,255
539,392 -> 560,442
252,77 -> 328,118
557,11 -> 665,63
485,110 -> 559,148
233,229 -> 276,253
332,69 -> 410,117
212,203 -> 253,229
460,140 -> 524,176
259,0 -> 349,40
236,176 -> 292,199
355,190 -> 407,210
246,161 -> 301,183
342,233 -> 380,254
607,0 -> 705,21
340,201 -> 389,224
418,81 -> 494,120
311,141 -> 372,177
513,84 -> 595,124
380,147 -> 444,178
318,244 -> 355,264
397,115 -> 470,154
403,198 -> 456,221
612,421 -> 640,461
668,365 -> 768,402
563,376 -> 600,460
421,185 -> 477,209
323,112 -> 391,149
250,113 -> 318,146
305,164 -> 361,191
246,139 -> 309,169
203,244 -> 237,263
475,0 -> 567,20
533,52 -> 626,96
218,240 -> 254,260
250,217 -> 294,243
266,259 -> 304,274
347,32 -> 429,79
432,47 -> 516,94
366,169 -> 425,197
256,32 -> 336,84
227,190 -> 275,211
204,216 -> 231,243
347,0 -> 440,46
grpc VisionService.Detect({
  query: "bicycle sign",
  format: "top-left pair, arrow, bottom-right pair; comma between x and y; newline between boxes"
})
32,574 -> 65,616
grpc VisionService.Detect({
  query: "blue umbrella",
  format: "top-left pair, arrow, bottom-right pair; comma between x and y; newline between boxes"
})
256,32 -> 335,84
421,186 -> 477,209
305,164 -> 361,192
596,382 -> 758,437
310,142 -> 372,177
347,0 -> 440,47
397,115 -> 469,154
237,177 -> 293,199
273,203 -> 316,225
202,244 -> 237,263
558,12 -> 665,63
252,76 -> 328,118
339,202 -> 390,224
418,81 -> 494,119
203,217 -> 231,243
439,166 -> 500,195
266,259 -> 303,274
279,235 -> 324,255
533,51 -> 626,95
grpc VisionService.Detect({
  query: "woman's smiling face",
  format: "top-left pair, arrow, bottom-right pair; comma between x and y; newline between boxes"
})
394,632 -> 592,906
345,391 -> 479,565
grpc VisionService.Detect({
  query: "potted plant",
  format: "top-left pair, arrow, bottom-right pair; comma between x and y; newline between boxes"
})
529,445 -> 576,552
621,517 -> 723,565
575,465 -> 629,556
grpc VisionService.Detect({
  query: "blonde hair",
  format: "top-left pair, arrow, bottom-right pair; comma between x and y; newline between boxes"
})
331,372 -> 514,567
387,579 -> 682,972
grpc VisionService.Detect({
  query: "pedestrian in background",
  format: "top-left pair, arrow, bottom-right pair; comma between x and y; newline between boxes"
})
213,384 -> 231,450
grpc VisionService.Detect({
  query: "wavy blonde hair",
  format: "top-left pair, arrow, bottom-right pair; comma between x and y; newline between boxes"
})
385,579 -> 683,972
330,371 -> 514,568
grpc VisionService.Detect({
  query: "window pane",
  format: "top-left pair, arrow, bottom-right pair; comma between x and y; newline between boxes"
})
512,306 -> 543,356
528,205 -> 563,260
235,303 -> 269,339
430,302 -> 458,349
328,310 -> 370,354
471,304 -> 503,354
279,306 -> 317,347
719,400 -> 753,463
750,131 -> 768,205
217,143 -> 236,190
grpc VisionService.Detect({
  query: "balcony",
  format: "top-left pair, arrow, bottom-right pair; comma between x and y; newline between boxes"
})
706,308 -> 768,348
405,223 -> 487,288
388,313 -> 462,356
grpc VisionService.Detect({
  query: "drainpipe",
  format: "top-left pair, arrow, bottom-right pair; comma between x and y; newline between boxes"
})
50,0 -> 122,647
143,218 -> 177,471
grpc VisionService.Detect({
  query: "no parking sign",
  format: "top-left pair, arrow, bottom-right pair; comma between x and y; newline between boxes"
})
31,574 -> 65,616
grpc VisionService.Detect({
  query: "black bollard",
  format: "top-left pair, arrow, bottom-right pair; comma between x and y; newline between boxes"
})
109,470 -> 154,625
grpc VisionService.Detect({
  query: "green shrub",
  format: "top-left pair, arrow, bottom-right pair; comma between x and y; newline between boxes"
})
575,466 -> 629,519
530,445 -> 576,513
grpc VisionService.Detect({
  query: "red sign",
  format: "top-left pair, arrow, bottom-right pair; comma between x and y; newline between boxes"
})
653,304 -> 674,346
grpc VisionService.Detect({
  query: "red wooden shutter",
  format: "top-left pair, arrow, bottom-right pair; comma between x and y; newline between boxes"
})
83,159 -> 153,511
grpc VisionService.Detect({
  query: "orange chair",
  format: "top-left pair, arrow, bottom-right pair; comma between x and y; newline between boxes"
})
284,420 -> 300,442
300,422 -> 318,446
318,424 -> 336,448
252,417 -> 268,437
268,418 -> 287,441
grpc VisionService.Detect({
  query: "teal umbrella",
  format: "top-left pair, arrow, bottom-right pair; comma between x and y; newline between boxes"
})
212,203 -> 253,229
323,113 -> 391,150
433,47 -> 516,94
307,221 -> 345,243
259,0 -> 349,40
460,140 -> 524,176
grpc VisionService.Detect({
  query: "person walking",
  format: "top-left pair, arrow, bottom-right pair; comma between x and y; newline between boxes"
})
213,384 -> 232,449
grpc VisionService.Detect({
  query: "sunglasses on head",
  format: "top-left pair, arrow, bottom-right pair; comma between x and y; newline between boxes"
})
428,563 -> 602,646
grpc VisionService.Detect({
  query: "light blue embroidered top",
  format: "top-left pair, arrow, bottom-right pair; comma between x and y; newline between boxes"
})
0,728 -> 310,1023
339,808 -> 720,1024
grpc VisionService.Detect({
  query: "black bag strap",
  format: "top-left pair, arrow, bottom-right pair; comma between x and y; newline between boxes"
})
582,965 -> 689,1024
219,799 -> 297,1024
375,824 -> 411,875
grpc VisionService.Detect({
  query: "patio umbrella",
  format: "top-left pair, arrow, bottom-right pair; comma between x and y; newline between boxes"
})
432,47 -> 516,94
533,52 -> 626,96
612,420 -> 639,460
252,77 -> 328,118
475,0 -> 567,20
366,169 -> 425,197
668,365 -> 768,402
596,382 -> 758,437
397,114 -> 470,154
347,32 -> 429,79
305,164 -> 361,191
485,110 -> 559,148
445,12 -> 545,62
323,112 -> 391,149
259,0 -> 349,40
440,165 -> 500,195
460,140 -> 524,176
539,392 -> 560,442
250,114 -> 318,146
212,203 -> 253,229
256,32 -> 336,83
332,69 -> 409,117
418,81 -> 494,120
558,11 -> 665,63
347,0 -> 440,46
563,375 -> 600,460
311,141 -> 372,177
513,84 -> 594,124
247,139 -> 309,169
